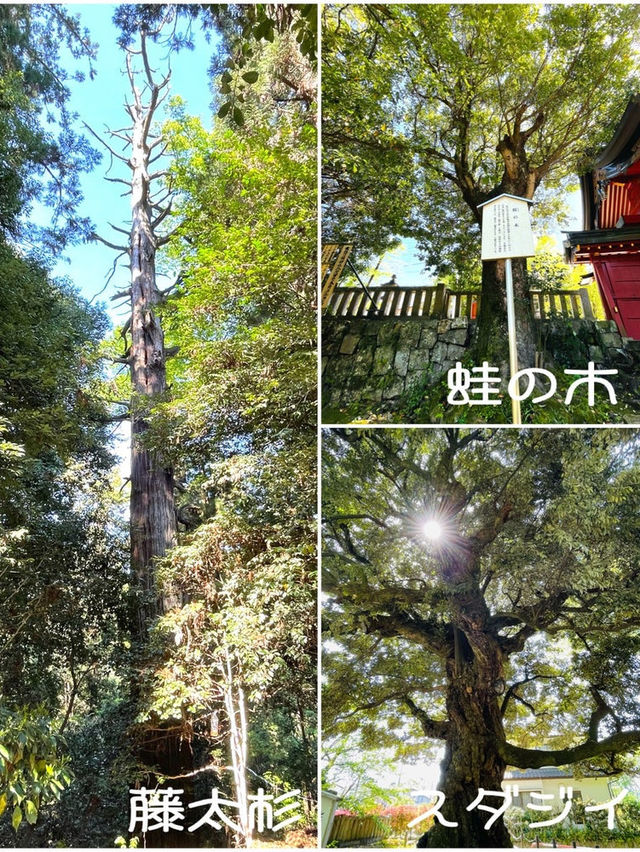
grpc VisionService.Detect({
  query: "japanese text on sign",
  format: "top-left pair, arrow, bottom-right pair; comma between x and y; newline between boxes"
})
480,195 -> 535,260
128,787 -> 303,835
447,361 -> 618,407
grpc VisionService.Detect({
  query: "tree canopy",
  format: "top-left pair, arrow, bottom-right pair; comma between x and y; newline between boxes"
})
323,3 -> 640,270
323,428 -> 640,846
0,5 -> 99,256
322,4 -> 640,365
133,27 -> 318,828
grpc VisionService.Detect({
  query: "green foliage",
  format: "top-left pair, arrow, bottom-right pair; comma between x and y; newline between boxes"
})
322,4 -> 640,276
322,5 -> 421,261
0,238 -> 128,719
528,251 -> 578,294
0,243 -> 109,471
162,51 -> 315,446
42,691 -> 136,847
506,794 -> 640,846
0,706 -> 71,832
122,29 -> 318,813
0,182 -> 129,845
528,245 -> 606,322
391,343 -> 636,425
323,429 -> 640,770
115,835 -> 140,848
0,689 -> 138,847
112,4 -> 316,128
215,5 -> 317,127
323,733 -> 415,817
1,10 -> 318,845
140,474 -> 316,795
0,7 -> 136,840
0,5 -> 99,254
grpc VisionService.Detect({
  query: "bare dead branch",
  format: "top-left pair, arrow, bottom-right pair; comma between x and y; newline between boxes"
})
125,51 -> 142,112
120,317 -> 131,341
156,224 -> 182,247
109,222 -> 131,237
150,143 -> 169,165
151,201 -> 173,229
104,176 -> 132,187
159,274 -> 183,297
108,128 -> 133,145
140,30 -> 156,89
83,121 -> 132,168
91,232 -> 129,252
111,288 -> 132,302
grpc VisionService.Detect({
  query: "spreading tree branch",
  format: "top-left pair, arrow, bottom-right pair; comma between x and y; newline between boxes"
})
90,232 -> 129,252
500,730 -> 640,768
403,696 -> 449,740
83,121 -> 132,168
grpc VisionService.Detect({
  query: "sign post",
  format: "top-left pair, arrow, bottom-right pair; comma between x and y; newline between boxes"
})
478,194 -> 535,425
504,258 -> 520,424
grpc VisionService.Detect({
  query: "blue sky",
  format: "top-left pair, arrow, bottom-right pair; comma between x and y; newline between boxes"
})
48,4 -> 220,326
368,193 -> 584,290
32,5 -> 222,474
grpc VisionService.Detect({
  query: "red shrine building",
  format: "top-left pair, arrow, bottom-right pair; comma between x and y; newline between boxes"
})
565,96 -> 640,339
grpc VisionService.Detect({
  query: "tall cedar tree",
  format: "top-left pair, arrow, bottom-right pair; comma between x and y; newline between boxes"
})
89,23 -> 179,633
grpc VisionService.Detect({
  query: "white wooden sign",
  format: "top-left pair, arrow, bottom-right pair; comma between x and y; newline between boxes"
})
479,193 -> 535,260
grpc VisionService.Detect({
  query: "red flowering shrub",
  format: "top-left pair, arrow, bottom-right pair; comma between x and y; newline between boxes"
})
380,804 -> 433,835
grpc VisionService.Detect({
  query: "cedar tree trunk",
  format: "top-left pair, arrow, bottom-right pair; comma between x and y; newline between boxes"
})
127,46 -> 178,636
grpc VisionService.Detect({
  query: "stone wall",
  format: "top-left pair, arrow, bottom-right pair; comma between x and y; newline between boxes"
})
322,315 -> 638,418
322,316 -> 475,414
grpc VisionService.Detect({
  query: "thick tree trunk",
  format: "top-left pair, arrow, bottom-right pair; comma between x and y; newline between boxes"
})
128,87 -> 178,636
419,559 -> 513,847
417,671 -> 511,847
475,257 -> 537,373
475,156 -> 539,370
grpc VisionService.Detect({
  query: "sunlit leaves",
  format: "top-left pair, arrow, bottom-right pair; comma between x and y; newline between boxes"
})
0,706 -> 72,832
322,4 -> 640,276
323,428 -> 640,774
216,6 -> 317,127
134,40 -> 317,804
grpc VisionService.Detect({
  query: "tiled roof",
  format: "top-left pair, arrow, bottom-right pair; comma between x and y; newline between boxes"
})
505,767 -> 573,779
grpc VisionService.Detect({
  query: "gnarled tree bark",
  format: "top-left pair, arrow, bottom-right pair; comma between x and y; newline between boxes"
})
125,34 -> 180,635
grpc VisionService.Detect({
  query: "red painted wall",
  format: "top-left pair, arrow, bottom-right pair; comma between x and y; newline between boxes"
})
592,258 -> 640,339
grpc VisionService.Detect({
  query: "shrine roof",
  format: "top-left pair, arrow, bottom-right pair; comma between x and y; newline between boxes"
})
579,96 -> 640,230
592,95 -> 640,174
565,225 -> 640,248
505,767 -> 571,780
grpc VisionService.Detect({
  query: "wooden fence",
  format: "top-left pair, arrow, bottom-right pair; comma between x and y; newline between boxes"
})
325,284 -> 595,321
321,244 -> 353,309
328,814 -> 392,847
326,283 -> 479,320
529,288 -> 594,320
